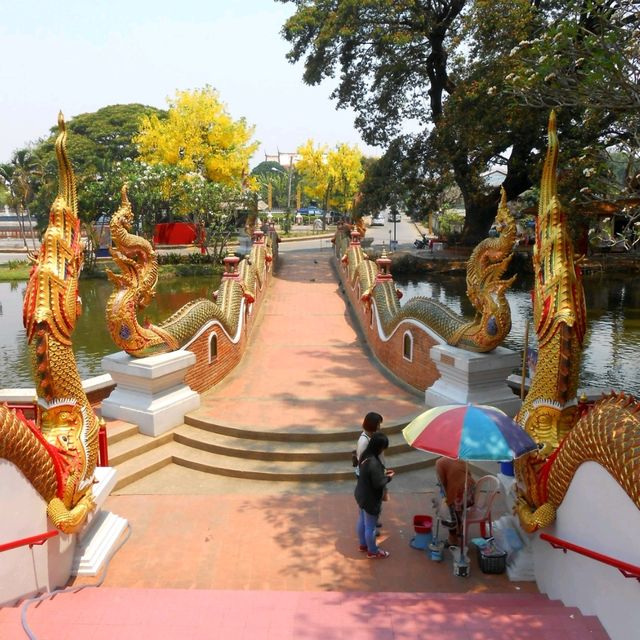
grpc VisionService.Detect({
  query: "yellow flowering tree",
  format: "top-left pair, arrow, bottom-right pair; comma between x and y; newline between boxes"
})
135,86 -> 258,186
295,139 -> 364,215
327,144 -> 364,213
295,139 -> 330,205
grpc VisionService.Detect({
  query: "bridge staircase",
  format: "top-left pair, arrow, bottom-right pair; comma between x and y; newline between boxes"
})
0,588 -> 609,639
106,415 -> 436,492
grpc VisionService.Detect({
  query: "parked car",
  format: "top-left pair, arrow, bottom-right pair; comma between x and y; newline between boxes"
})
371,214 -> 385,226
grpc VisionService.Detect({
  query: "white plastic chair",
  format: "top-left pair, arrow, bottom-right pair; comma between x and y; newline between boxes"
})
465,474 -> 500,538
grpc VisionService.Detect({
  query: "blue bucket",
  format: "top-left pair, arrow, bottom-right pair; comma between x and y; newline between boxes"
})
410,532 -> 432,550
500,461 -> 514,476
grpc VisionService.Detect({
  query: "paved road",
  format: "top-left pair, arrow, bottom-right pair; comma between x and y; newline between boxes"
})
0,217 -> 426,263
365,214 -> 423,250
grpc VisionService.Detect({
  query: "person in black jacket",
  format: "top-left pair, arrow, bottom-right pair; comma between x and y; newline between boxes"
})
355,432 -> 394,559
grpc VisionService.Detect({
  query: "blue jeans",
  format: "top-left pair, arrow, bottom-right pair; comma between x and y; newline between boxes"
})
357,508 -> 379,553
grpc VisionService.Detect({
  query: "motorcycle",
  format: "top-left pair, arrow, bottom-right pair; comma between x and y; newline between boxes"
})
414,234 -> 429,249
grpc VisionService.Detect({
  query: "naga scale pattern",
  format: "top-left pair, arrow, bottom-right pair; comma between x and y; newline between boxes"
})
0,115 -> 101,533
515,112 -> 640,532
337,191 -> 517,353
106,190 -> 272,357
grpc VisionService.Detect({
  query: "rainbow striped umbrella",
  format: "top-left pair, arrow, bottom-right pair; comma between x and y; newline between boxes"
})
403,404 -> 536,567
402,404 -> 536,462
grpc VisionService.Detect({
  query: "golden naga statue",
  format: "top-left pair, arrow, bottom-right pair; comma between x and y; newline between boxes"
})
106,188 -> 271,357
0,114 -> 100,533
337,191 -> 517,352
514,111 -> 640,532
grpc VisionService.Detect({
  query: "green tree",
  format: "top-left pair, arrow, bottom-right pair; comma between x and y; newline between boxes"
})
0,182 -> 8,207
7,104 -> 166,228
279,0 -> 639,242
0,148 -> 42,244
250,161 -> 292,209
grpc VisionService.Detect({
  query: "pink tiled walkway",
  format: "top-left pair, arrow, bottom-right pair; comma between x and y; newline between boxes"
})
189,249 -> 424,432
0,589 -> 607,640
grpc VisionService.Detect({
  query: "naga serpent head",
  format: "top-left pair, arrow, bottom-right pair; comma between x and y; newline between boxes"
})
521,399 -> 579,455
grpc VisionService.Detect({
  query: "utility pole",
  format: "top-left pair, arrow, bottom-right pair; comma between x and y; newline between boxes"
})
286,158 -> 293,211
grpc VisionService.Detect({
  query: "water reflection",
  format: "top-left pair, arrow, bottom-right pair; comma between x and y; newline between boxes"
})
1,273 -> 638,396
394,273 -> 640,397
0,276 -> 220,389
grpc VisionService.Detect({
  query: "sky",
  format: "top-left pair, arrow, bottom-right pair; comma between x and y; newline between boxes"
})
0,0 -> 381,167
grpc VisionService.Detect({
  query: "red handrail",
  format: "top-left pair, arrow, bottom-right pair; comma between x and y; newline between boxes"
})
540,532 -> 640,581
98,423 -> 109,466
0,530 -> 59,554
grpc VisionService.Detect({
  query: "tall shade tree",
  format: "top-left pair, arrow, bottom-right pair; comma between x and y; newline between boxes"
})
279,0 -> 640,242
3,104 -> 166,228
135,86 -> 258,187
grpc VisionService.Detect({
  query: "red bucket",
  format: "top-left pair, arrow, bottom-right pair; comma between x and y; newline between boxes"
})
413,515 -> 433,534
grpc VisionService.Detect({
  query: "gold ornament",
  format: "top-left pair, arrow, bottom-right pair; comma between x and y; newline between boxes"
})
515,112 -> 640,532
334,189 -> 517,352
0,114 -> 100,533
106,187 -> 274,357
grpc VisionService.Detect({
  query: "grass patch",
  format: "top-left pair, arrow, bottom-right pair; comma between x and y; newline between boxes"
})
158,263 -> 224,278
0,260 -> 31,281
0,258 -> 224,282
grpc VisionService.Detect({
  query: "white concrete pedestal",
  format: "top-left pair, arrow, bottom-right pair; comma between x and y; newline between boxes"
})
424,344 -> 522,416
101,350 -> 200,436
72,511 -> 128,576
71,467 -> 128,576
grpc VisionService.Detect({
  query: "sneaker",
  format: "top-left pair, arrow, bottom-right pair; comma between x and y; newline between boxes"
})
367,549 -> 390,559
358,544 -> 368,552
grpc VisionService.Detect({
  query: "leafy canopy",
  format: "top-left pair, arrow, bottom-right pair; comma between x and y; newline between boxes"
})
279,0 -> 640,242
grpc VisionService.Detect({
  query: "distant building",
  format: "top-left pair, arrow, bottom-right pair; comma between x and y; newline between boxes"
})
482,168 -> 507,188
265,151 -> 301,168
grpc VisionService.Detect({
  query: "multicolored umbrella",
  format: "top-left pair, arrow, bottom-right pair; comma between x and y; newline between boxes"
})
402,403 -> 537,462
403,403 -> 537,571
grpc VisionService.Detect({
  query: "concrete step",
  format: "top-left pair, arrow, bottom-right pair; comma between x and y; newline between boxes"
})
111,437 -> 436,488
112,442 -> 174,491
104,419 -> 139,446
0,589 -> 612,639
173,423 -> 416,462
183,412 -> 415,442
108,431 -> 174,466
168,441 -> 435,482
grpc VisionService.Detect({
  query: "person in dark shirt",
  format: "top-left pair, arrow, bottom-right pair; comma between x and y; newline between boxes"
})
355,432 -> 394,558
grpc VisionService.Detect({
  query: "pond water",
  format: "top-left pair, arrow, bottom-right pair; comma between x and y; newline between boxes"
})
1,272 -> 638,396
0,276 -> 220,389
394,273 -> 640,397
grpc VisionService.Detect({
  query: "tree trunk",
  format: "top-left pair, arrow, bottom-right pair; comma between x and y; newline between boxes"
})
452,125 -> 538,245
